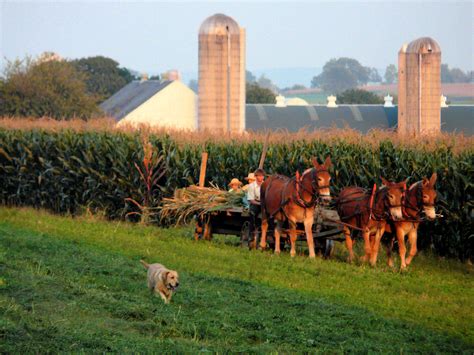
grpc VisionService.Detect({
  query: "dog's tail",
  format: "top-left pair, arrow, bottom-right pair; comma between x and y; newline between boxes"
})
140,259 -> 150,269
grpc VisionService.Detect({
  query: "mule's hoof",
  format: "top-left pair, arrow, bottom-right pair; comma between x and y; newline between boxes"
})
387,261 -> 394,268
309,254 -> 316,259
274,250 -> 280,256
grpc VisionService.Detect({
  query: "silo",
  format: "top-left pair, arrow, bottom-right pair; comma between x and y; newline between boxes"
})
198,14 -> 246,133
398,37 -> 441,135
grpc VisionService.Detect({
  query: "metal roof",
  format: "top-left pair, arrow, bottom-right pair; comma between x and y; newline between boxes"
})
245,105 -> 398,133
199,13 -> 240,35
100,80 -> 172,121
245,105 -> 473,135
406,37 -> 441,53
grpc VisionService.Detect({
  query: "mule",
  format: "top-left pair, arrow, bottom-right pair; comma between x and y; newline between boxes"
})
385,173 -> 438,269
259,157 -> 332,258
336,178 -> 406,266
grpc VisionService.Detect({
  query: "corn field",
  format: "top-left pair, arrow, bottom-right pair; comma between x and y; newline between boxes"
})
0,128 -> 472,259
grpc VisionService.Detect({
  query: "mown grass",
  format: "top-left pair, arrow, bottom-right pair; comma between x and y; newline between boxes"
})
0,207 -> 473,352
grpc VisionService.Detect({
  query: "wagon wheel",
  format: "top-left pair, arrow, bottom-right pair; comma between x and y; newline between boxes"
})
240,221 -> 250,247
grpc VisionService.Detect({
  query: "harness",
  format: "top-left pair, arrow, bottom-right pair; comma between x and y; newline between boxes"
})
265,168 -> 329,219
293,168 -> 329,208
401,181 -> 436,222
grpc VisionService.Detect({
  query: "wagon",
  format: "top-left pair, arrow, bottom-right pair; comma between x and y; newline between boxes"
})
194,205 -> 344,258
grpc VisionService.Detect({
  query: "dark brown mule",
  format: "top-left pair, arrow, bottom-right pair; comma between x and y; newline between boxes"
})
384,173 -> 438,269
259,157 -> 332,258
336,178 -> 406,266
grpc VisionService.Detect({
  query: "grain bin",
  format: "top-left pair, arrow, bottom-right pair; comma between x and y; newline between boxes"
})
398,37 -> 441,135
198,13 -> 246,133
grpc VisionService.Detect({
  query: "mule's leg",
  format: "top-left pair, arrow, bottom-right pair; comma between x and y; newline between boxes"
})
370,226 -> 385,267
289,220 -> 298,258
406,227 -> 418,266
360,229 -> 371,262
386,236 -> 395,268
304,214 -> 316,259
344,227 -> 355,263
259,216 -> 268,250
274,220 -> 282,255
397,227 -> 407,270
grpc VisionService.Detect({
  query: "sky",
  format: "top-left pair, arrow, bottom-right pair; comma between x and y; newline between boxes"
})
1,0 -> 473,86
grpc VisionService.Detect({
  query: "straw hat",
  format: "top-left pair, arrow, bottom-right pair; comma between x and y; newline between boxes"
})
245,173 -> 256,181
228,178 -> 243,186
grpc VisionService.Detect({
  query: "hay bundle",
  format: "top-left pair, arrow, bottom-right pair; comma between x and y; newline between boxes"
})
161,184 -> 245,224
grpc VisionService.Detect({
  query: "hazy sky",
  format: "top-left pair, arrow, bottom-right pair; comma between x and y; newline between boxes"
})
1,1 -> 473,77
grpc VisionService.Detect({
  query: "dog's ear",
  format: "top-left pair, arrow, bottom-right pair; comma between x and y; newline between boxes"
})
162,271 -> 170,282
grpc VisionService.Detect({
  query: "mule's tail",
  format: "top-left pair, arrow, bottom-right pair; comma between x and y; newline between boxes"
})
140,259 -> 150,269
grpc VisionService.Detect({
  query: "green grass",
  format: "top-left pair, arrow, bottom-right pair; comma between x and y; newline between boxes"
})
1,207 -> 473,352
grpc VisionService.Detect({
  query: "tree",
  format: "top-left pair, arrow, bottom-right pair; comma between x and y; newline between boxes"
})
384,64 -> 397,84
71,56 -> 136,102
337,89 -> 384,104
311,58 -> 370,93
188,79 -> 198,93
257,74 -> 278,93
246,70 -> 256,83
441,64 -> 470,83
368,68 -> 382,83
0,56 -> 99,119
246,83 -> 275,104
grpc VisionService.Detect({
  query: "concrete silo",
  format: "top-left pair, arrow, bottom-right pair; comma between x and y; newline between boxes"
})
198,14 -> 246,133
398,37 -> 441,135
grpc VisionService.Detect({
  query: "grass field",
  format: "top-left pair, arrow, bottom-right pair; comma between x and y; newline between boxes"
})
1,207 -> 473,352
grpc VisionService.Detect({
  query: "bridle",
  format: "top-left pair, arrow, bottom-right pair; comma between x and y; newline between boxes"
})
402,181 -> 436,220
293,167 -> 330,208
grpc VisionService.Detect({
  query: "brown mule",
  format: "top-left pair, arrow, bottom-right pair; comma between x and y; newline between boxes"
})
259,157 -> 332,258
336,178 -> 406,265
385,173 -> 438,269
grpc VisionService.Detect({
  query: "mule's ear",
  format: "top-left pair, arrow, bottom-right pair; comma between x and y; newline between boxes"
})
380,177 -> 390,186
324,156 -> 332,169
429,172 -> 437,187
422,177 -> 429,186
312,157 -> 320,168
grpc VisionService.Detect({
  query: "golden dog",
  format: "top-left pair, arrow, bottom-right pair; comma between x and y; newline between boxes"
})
140,260 -> 179,303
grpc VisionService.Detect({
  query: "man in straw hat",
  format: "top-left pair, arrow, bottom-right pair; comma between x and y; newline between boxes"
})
246,168 -> 265,248
242,172 -> 256,192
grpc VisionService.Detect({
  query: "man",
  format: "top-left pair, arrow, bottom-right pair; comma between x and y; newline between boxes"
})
246,168 -> 265,248
242,172 -> 256,192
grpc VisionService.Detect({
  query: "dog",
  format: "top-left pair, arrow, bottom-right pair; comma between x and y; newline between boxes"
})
140,260 -> 179,303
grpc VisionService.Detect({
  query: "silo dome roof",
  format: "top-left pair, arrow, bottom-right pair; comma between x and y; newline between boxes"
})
199,13 -> 240,35
406,37 -> 441,53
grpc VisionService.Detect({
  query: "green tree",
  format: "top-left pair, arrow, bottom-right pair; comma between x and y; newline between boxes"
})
71,56 -> 136,102
368,68 -> 382,83
337,88 -> 384,104
246,83 -> 275,104
257,74 -> 279,93
188,79 -> 198,93
384,64 -> 397,84
311,58 -> 370,93
0,56 -> 98,119
246,70 -> 256,83
441,64 -> 470,83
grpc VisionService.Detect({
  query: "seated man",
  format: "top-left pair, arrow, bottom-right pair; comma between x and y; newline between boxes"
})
246,168 -> 265,247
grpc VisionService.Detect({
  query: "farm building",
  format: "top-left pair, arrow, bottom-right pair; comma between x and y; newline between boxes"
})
102,83 -> 474,135
100,78 -> 197,130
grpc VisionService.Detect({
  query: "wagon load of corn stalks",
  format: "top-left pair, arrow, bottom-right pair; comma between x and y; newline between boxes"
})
161,184 -> 245,224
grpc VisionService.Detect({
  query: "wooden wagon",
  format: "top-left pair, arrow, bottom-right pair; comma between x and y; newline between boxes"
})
194,206 -> 344,257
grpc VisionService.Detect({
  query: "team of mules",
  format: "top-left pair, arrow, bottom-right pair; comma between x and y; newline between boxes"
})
258,156 -> 439,269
